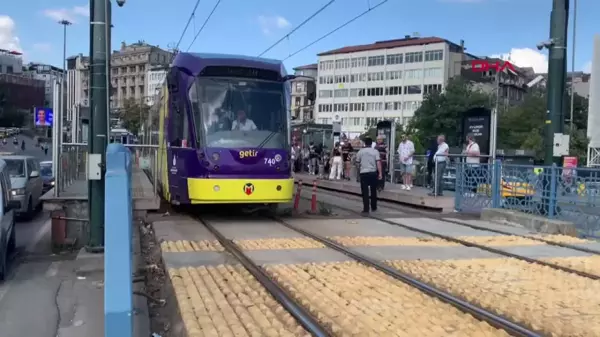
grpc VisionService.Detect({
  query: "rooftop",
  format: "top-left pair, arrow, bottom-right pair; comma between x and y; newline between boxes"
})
318,36 -> 456,56
293,63 -> 317,70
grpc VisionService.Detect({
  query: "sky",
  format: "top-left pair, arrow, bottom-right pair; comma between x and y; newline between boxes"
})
0,0 -> 598,74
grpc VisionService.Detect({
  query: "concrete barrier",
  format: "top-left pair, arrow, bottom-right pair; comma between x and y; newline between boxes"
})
104,143 -> 133,337
481,208 -> 579,237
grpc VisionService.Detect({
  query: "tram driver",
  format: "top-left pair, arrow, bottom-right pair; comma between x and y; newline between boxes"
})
231,109 -> 257,131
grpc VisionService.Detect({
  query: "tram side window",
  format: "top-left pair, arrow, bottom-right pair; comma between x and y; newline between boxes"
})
169,94 -> 190,147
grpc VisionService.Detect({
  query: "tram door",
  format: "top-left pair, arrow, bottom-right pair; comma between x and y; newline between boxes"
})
376,120 -> 396,182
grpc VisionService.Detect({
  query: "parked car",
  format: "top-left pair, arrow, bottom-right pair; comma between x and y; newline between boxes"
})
0,155 -> 43,220
0,159 -> 19,281
40,161 -> 54,194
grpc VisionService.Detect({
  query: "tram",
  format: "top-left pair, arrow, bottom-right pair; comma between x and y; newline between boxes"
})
156,53 -> 307,209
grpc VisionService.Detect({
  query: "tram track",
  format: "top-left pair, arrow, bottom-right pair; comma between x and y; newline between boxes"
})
181,212 -> 541,337
311,185 -> 600,255
298,190 -> 600,280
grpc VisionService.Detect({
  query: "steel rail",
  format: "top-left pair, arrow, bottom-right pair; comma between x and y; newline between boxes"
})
270,216 -> 542,337
195,216 -> 331,337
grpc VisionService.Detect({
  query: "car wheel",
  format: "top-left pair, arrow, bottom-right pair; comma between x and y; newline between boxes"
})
25,197 -> 33,221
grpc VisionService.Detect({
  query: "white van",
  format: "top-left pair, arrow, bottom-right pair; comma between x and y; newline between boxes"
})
0,159 -> 18,281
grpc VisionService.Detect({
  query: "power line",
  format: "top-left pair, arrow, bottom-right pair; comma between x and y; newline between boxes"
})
283,0 -> 389,61
187,0 -> 223,51
174,0 -> 203,52
257,0 -> 336,57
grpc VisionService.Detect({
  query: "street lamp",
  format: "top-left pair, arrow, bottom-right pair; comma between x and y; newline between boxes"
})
53,19 -> 71,198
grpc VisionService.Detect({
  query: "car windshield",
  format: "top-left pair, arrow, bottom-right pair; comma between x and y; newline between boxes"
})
4,159 -> 25,177
40,163 -> 52,177
189,76 -> 289,149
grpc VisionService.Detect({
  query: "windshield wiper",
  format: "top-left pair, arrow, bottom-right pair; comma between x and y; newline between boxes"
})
256,123 -> 284,150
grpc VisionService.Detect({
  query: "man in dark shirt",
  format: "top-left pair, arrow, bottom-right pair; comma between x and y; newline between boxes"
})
374,136 -> 388,191
308,142 -> 318,175
426,137 -> 438,188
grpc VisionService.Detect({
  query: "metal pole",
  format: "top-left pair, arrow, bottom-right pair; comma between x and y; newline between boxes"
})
544,0 -> 569,165
52,80 -> 60,197
88,0 -> 110,248
490,71 -> 500,160
56,20 -> 71,196
569,0 -> 577,134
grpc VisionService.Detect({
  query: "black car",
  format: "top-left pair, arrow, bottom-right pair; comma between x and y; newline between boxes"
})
40,161 -> 54,193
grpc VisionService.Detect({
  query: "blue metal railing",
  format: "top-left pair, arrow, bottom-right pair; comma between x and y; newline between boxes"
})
454,160 -> 600,238
104,143 -> 133,337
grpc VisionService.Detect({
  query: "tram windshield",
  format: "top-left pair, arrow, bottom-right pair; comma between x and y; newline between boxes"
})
190,77 -> 289,149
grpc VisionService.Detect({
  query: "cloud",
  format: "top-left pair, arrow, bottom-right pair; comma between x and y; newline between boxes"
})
491,48 -> 548,73
0,15 -> 22,52
257,15 -> 290,35
32,43 -> 52,53
42,4 -> 89,23
583,61 -> 592,73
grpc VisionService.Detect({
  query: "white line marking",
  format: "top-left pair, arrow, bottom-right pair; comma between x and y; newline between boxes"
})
26,218 -> 52,252
45,261 -> 61,278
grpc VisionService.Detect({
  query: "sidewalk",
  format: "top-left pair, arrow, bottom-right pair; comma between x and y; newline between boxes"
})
0,232 -> 149,337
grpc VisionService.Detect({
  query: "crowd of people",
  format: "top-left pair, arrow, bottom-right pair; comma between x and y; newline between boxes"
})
292,133 -> 482,213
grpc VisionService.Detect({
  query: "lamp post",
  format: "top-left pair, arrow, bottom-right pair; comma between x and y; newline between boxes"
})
569,0 -> 577,133
54,19 -> 71,197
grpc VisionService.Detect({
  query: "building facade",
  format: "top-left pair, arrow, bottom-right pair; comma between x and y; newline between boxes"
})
110,41 -> 171,110
66,54 -> 90,142
315,36 -> 466,135
23,62 -> 64,108
290,63 -> 317,122
146,65 -> 168,106
0,49 -> 23,75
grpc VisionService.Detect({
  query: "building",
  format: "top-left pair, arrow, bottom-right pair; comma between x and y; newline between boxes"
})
0,74 -> 45,114
290,63 -> 317,122
0,49 -> 23,75
146,65 -> 168,106
110,41 -> 171,111
66,54 -> 90,142
23,62 -> 64,108
534,71 -> 591,98
315,36 -> 470,135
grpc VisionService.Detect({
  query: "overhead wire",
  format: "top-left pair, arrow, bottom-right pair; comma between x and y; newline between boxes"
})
257,0 -> 337,57
283,0 -> 389,61
187,0 -> 223,51
173,0 -> 203,54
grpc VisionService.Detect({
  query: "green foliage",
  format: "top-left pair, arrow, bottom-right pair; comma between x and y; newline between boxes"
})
119,98 -> 151,136
359,123 -> 424,154
409,77 -> 491,147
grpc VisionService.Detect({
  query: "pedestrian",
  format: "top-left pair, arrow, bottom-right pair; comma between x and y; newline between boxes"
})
374,136 -> 388,191
397,134 -> 415,190
329,142 -> 343,180
426,137 -> 437,188
308,142 -> 318,175
354,137 -> 382,215
429,135 -> 449,196
464,133 -> 481,195
341,139 -> 353,180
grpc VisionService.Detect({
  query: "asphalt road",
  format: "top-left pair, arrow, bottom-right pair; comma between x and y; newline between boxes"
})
0,134 -> 64,337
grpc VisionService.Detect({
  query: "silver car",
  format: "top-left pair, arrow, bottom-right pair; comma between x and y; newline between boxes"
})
0,155 -> 43,219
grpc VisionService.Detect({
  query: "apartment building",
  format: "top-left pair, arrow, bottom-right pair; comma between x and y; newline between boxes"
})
110,41 -> 171,110
146,65 -> 168,106
66,54 -> 90,142
290,63 -> 317,122
315,36 -> 467,135
23,62 -> 65,108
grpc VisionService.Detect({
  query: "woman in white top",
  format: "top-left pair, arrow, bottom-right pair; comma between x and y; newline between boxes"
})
464,134 -> 481,193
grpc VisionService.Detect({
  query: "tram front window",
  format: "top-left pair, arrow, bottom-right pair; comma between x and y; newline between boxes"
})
190,77 -> 288,149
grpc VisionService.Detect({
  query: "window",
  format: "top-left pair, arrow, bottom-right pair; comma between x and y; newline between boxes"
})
351,57 -> 367,68
334,89 -> 348,98
385,102 -> 394,110
319,90 -> 333,98
402,117 -> 412,125
424,84 -> 442,95
334,75 -> 349,83
424,50 -> 443,62
367,55 -> 385,67
5,159 -> 25,178
405,52 -> 423,63
386,70 -> 402,81
385,86 -> 402,95
349,103 -> 365,111
319,60 -> 334,71
318,104 -> 332,112
404,69 -> 422,79
294,82 -> 305,93
319,76 -> 334,84
366,102 -> 383,111
423,67 -> 442,78
367,87 -> 384,96
350,88 -> 366,97
402,101 -> 421,111
386,54 -> 403,65
335,59 -> 350,69
404,85 -> 422,95
367,72 -> 384,81
350,73 -> 366,82
333,103 -> 348,112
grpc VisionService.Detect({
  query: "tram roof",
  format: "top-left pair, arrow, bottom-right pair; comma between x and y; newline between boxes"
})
172,52 -> 286,76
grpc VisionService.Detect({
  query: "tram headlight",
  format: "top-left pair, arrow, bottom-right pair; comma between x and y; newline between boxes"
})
213,185 -> 220,192
211,153 -> 220,161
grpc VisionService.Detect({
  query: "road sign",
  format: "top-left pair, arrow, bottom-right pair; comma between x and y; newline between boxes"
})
34,107 -> 54,127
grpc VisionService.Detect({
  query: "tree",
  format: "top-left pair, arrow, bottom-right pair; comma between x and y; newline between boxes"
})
409,77 -> 491,147
119,98 -> 151,136
360,123 -> 424,154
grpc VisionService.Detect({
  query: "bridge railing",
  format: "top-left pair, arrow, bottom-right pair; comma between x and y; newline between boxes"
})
104,143 -> 133,337
454,160 -> 600,238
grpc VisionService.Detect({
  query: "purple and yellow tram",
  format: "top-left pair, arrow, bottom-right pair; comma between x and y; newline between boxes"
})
157,53 -> 305,209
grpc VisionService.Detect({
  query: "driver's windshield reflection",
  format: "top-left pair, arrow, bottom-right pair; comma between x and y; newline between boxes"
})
231,110 -> 257,131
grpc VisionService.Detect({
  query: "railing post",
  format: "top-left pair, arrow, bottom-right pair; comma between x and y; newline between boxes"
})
454,162 -> 463,211
104,143 -> 133,337
549,163 -> 557,218
491,159 -> 502,208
